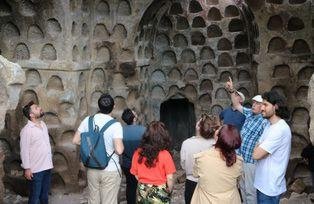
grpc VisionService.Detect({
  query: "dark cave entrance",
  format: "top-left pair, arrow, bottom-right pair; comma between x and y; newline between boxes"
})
160,98 -> 196,151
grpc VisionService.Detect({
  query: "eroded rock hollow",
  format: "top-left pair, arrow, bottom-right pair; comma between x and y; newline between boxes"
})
0,0 -> 313,200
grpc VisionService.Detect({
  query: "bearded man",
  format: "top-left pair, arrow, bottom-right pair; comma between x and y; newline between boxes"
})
253,91 -> 291,204
20,101 -> 53,204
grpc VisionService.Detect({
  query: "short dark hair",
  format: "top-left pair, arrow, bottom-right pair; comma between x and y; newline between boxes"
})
262,91 -> 290,119
98,94 -> 114,114
122,108 -> 135,125
22,101 -> 35,120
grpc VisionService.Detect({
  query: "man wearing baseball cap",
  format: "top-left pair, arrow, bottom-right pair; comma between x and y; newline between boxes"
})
225,77 -> 268,204
219,90 -> 246,131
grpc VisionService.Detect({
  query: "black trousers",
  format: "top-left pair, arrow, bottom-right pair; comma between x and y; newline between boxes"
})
184,179 -> 197,204
122,166 -> 138,204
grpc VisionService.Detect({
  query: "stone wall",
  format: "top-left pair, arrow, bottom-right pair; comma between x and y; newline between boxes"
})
0,56 -> 25,203
309,74 -> 314,144
136,0 -> 259,121
0,0 -> 313,194
246,0 -> 314,186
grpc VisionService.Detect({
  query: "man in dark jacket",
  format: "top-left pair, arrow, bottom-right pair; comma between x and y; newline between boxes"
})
121,108 -> 146,204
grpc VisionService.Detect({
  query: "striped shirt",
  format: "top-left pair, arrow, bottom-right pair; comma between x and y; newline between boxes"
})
239,107 -> 268,164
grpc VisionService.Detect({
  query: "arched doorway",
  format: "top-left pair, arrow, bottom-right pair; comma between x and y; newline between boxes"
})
160,98 -> 195,151
136,0 -> 260,126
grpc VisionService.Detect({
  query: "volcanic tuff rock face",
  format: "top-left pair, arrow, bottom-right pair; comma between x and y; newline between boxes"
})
309,74 -> 314,144
0,0 -> 313,198
0,56 -> 25,202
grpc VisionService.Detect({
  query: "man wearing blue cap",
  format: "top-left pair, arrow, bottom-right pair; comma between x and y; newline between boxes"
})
220,90 -> 246,132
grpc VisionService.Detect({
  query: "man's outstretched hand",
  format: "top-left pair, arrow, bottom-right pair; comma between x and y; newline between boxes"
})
225,76 -> 234,92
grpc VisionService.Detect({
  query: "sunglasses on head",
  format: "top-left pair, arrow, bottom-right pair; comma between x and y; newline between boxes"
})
200,113 -> 211,120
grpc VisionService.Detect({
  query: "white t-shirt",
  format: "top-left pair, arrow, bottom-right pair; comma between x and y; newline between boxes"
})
78,113 -> 123,171
180,136 -> 215,182
254,119 -> 291,196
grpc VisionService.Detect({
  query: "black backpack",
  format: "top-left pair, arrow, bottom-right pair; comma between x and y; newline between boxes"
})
80,115 -> 116,169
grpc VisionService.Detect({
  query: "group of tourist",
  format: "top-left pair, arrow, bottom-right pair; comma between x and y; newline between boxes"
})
19,77 -> 293,204
179,77 -> 292,204
20,94 -> 175,204
181,116 -> 243,204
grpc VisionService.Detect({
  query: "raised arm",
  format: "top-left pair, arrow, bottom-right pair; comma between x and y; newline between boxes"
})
225,77 -> 243,113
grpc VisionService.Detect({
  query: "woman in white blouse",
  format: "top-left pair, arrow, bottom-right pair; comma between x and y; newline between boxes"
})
180,114 -> 220,204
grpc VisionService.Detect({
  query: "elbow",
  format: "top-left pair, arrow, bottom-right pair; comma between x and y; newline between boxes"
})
72,138 -> 79,145
115,146 -> 124,155
234,104 -> 242,112
72,131 -> 81,145
167,174 -> 174,182
115,150 -> 123,155
114,139 -> 124,155
252,149 -> 258,160
253,150 -> 262,160
180,160 -> 185,169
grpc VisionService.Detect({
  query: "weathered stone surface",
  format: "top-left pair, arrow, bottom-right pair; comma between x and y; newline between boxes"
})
0,55 -> 25,129
280,192 -> 312,204
0,149 -> 5,203
309,74 -> 314,144
0,0 -> 312,202
289,178 -> 306,194
308,193 -> 314,201
0,55 -> 25,203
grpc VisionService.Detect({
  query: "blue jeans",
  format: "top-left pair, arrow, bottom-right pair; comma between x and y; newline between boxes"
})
28,169 -> 52,204
257,190 -> 281,204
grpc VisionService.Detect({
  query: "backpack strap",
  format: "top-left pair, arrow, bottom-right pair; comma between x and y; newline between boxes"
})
88,115 -> 95,132
84,118 -> 116,167
99,119 -> 117,134
99,118 -> 121,176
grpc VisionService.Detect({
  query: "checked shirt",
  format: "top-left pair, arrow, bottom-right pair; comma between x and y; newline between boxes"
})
239,107 -> 268,164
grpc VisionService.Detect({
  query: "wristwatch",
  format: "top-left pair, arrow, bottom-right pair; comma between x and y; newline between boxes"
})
228,88 -> 235,93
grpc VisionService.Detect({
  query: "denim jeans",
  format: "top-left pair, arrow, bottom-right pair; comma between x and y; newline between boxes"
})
257,189 -> 281,204
28,169 -> 52,204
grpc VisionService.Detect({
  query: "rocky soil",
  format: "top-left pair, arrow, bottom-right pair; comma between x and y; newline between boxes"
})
3,168 -> 314,203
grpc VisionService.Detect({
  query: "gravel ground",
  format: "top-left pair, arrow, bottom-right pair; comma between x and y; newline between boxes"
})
4,179 -> 185,204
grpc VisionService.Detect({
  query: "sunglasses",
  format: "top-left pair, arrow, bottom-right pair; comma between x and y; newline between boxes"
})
201,113 -> 214,121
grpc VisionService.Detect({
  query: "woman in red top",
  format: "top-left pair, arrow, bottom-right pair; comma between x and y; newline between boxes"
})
130,121 -> 176,204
